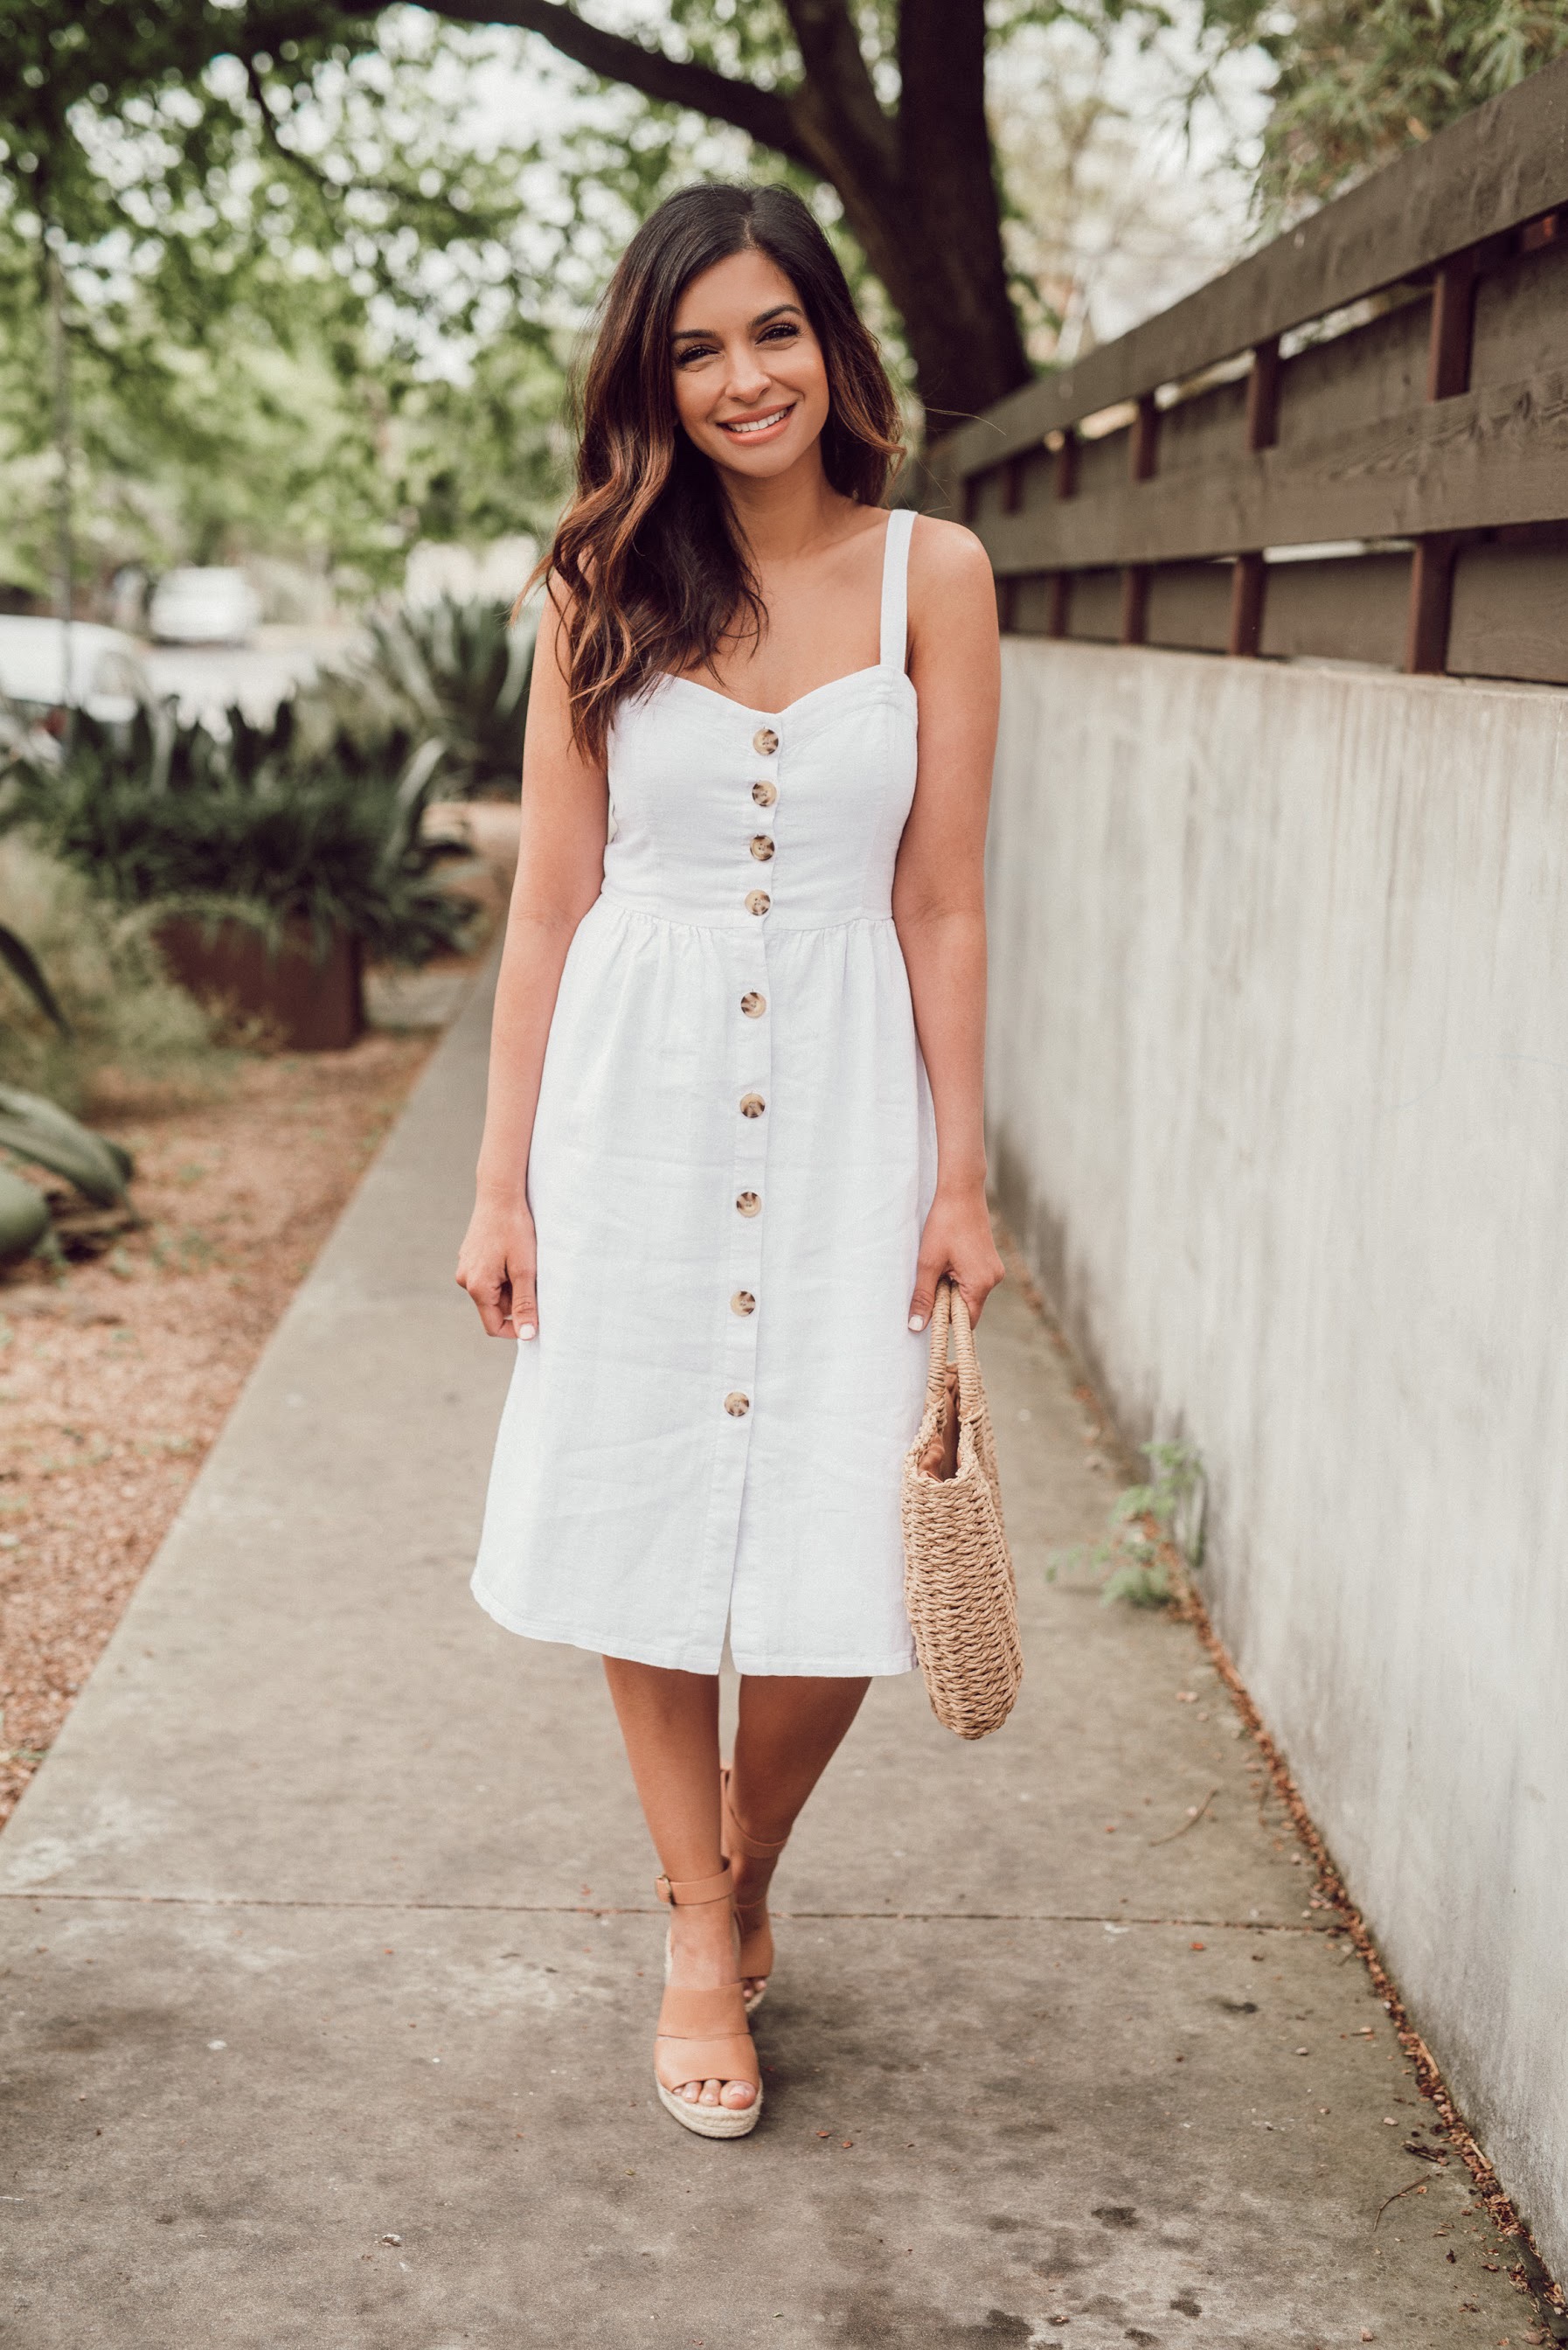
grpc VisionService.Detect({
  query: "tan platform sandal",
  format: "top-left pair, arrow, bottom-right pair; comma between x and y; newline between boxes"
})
720,1765 -> 789,2015
653,1863 -> 763,2140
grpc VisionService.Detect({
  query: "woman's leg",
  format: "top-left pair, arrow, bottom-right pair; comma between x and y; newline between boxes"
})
601,1658 -> 754,2111
727,1675 -> 871,1996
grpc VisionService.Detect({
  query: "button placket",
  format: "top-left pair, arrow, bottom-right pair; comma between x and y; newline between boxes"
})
724,723 -> 776,1422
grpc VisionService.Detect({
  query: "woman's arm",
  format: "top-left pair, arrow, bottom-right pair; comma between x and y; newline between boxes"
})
892,517 -> 1005,1330
455,590 -> 609,1338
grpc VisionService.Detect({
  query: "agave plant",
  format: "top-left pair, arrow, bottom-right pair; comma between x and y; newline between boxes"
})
353,594 -> 533,797
2,700 -> 474,968
0,921 -> 67,1034
0,924 -> 133,1263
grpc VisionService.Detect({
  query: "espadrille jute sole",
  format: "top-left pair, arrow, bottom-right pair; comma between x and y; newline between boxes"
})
655,2078 -> 763,2138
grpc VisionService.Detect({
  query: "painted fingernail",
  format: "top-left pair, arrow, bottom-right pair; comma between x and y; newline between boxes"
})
908,1315 -> 925,1331
517,1322 -> 537,1339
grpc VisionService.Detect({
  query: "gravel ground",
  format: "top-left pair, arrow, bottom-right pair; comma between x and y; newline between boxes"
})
0,1031 -> 436,1829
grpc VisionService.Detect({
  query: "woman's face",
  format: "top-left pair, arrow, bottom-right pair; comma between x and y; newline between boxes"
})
670,248 -> 829,480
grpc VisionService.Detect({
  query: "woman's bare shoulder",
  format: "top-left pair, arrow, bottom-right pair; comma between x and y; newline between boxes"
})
906,514 -> 996,639
907,513 -> 994,598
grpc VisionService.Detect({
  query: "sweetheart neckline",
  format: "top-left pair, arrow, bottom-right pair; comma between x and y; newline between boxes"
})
652,664 -> 915,720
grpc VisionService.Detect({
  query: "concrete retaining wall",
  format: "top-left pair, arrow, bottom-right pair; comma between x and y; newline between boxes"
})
986,638 -> 1568,2275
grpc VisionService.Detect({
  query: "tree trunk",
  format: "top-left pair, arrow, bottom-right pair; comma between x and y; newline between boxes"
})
892,0 -> 1031,433
417,0 -> 1035,438
768,0 -> 1033,434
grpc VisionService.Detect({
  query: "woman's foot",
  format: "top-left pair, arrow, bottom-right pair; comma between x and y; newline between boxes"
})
727,1844 -> 780,2007
663,1893 -> 757,2111
721,1765 -> 790,2011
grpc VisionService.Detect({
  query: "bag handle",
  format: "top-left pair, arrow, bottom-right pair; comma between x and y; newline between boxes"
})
923,1276 -> 982,1422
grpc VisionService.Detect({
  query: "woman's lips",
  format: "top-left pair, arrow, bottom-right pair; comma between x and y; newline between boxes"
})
716,404 -> 794,442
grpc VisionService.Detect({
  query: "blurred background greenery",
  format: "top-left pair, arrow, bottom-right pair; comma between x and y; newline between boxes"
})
3,0 -> 1563,613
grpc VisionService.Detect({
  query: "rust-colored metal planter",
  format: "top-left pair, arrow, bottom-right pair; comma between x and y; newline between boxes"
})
156,916 -> 364,1051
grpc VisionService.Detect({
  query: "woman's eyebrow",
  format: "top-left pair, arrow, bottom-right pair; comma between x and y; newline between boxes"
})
670,302 -> 802,342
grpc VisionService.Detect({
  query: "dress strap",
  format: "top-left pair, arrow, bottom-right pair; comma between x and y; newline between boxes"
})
878,507 -> 916,673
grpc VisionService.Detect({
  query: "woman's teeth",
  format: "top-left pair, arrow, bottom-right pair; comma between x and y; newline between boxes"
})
722,408 -> 789,435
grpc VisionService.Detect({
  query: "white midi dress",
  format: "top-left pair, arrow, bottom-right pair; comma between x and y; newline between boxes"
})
472,507 -> 935,1675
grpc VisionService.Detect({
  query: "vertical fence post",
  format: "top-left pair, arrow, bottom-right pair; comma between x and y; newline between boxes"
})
1426,248 -> 1479,400
1119,566 -> 1150,645
996,455 -> 1025,633
1049,429 -> 1078,638
1230,336 -> 1280,658
1120,393 -> 1159,646
1406,252 -> 1479,672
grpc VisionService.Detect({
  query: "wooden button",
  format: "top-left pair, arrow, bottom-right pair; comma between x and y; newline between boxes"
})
740,991 -> 766,1018
739,1093 -> 766,1118
751,779 -> 777,808
749,835 -> 774,862
731,1290 -> 756,1317
735,1191 -> 760,1216
752,727 -> 779,756
724,1391 -> 751,1417
746,890 -> 770,916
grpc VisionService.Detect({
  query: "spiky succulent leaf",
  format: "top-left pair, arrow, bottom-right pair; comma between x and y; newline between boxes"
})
0,1165 -> 51,1262
0,922 -> 70,1033
0,1084 -> 129,1207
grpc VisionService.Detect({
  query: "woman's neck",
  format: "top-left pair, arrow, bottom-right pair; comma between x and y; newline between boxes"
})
718,448 -> 858,569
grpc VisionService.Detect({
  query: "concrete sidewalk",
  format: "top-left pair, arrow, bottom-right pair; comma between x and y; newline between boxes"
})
0,973 -> 1528,2349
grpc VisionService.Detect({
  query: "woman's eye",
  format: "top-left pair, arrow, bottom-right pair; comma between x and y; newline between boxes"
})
675,344 -> 717,367
760,323 -> 800,345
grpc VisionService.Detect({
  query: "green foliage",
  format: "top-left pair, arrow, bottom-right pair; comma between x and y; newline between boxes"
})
3,700 -> 475,965
0,917 -> 68,1031
0,838 -> 219,1111
1199,0 -> 1568,212
0,11 -> 573,595
0,892 -> 140,1258
1052,1439 -> 1205,1608
0,1081 -> 129,1208
0,1163 -> 50,1262
350,597 -> 534,799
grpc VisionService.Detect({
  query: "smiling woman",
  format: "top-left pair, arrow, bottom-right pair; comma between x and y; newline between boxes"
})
539,184 -> 903,761
457,181 -> 1002,2142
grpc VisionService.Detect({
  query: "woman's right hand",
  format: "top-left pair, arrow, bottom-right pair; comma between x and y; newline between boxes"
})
456,1196 -> 538,1338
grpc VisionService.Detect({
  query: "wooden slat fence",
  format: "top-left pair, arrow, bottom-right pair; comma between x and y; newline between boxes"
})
928,59 -> 1568,685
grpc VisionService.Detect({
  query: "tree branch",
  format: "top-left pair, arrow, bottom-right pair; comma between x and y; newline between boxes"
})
334,0 -> 820,170
776,0 -> 896,190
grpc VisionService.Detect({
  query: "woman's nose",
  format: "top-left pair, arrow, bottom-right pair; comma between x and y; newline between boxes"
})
723,349 -> 771,405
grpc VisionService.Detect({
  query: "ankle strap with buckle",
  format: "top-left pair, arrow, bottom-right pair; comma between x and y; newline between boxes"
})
655,1862 -> 734,1909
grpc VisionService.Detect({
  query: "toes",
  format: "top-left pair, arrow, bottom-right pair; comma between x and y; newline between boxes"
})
675,2075 -> 754,2110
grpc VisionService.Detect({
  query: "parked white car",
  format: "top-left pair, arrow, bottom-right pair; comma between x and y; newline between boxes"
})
149,567 -> 260,646
0,616 -> 152,731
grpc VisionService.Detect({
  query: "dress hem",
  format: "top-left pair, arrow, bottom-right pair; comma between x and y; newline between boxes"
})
470,1576 -> 915,1679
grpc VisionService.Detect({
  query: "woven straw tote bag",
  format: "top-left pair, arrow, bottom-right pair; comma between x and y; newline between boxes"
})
900,1276 -> 1023,1739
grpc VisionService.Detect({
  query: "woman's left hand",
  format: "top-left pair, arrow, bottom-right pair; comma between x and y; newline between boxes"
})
908,1185 -> 1006,1331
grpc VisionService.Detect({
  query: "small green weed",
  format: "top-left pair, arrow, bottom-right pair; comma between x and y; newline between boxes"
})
1058,1439 -> 1206,1609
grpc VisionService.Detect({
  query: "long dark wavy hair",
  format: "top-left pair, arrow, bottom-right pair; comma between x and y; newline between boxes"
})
536,183 -> 905,762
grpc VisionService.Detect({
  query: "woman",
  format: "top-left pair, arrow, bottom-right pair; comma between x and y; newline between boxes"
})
457,182 -> 1002,2138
